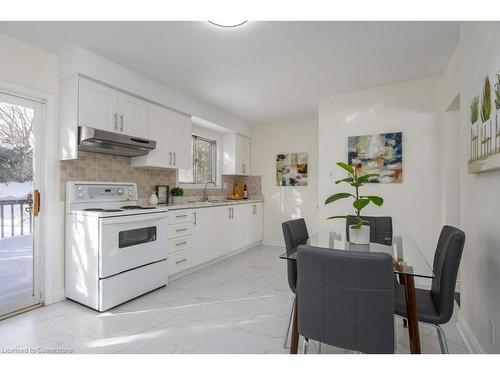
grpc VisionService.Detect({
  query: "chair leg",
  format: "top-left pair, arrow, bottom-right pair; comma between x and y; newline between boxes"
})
303,338 -> 309,354
435,325 -> 449,354
283,295 -> 295,349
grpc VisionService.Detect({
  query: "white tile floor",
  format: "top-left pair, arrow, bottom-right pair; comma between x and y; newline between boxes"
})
0,245 -> 468,354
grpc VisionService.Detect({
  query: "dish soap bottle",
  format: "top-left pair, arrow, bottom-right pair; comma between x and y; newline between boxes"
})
243,185 -> 248,200
149,191 -> 159,206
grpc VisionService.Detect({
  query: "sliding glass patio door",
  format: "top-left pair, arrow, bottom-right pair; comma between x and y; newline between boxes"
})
0,91 -> 42,317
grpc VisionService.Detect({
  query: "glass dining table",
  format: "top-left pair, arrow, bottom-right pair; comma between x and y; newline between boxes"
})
279,229 -> 434,354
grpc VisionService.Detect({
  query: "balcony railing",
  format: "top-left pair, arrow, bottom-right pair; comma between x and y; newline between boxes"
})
0,199 -> 33,239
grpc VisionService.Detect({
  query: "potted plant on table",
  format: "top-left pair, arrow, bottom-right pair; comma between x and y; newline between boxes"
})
324,162 -> 384,244
170,186 -> 184,205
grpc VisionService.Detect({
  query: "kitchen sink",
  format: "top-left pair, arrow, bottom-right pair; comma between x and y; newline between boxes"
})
187,199 -> 229,204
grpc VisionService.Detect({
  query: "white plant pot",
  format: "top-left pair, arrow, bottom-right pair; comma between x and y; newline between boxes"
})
172,196 -> 182,205
349,225 -> 370,245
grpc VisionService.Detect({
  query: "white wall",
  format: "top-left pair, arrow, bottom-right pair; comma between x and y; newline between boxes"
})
318,78 -> 441,263
251,118 -> 319,246
59,47 -> 251,137
453,22 -> 500,353
0,33 -> 63,304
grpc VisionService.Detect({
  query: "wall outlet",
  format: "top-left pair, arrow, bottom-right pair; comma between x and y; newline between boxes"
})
489,318 -> 496,344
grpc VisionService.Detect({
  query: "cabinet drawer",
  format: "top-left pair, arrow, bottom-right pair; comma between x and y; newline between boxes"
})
168,248 -> 191,275
169,222 -> 193,239
169,210 -> 193,225
169,237 -> 193,253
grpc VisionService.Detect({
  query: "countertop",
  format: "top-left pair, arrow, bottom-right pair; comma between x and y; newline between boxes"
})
162,198 -> 264,211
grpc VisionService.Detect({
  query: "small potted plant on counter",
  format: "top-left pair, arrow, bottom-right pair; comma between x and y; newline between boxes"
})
325,162 -> 384,244
170,186 -> 184,205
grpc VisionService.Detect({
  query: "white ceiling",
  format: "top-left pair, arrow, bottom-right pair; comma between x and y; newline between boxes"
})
0,21 -> 459,125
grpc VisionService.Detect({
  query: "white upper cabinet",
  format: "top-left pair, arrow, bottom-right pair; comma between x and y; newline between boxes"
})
170,110 -> 192,170
79,77 -> 148,138
117,92 -> 149,139
131,103 -> 192,169
78,77 -> 118,132
223,133 -> 251,175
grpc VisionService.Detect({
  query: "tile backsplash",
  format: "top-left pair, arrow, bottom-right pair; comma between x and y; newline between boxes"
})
60,151 -> 261,202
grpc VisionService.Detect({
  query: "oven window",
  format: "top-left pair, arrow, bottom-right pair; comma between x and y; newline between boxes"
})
119,226 -> 157,248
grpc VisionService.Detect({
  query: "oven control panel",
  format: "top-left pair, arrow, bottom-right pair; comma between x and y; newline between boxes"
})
71,182 -> 137,201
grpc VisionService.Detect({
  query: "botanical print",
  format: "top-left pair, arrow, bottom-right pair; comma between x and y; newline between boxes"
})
348,132 -> 403,183
276,152 -> 308,186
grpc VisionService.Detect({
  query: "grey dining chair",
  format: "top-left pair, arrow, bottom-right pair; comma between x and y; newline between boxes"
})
281,218 -> 309,349
297,245 -> 395,354
394,225 -> 465,354
346,216 -> 393,245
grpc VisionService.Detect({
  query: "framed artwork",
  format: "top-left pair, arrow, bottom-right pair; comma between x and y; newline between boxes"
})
155,185 -> 169,204
276,152 -> 308,186
348,132 -> 403,183
468,73 -> 500,173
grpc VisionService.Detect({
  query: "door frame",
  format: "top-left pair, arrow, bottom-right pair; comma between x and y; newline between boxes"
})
0,78 -> 56,316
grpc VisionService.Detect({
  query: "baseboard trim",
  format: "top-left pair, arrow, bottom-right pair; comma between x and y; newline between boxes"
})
456,309 -> 484,353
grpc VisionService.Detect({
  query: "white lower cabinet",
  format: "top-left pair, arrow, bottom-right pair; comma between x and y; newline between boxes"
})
168,203 -> 263,279
229,205 -> 246,252
212,206 -> 231,258
192,208 -> 213,267
250,203 -> 263,244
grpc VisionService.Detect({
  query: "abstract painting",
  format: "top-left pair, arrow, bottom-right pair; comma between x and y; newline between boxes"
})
348,132 -> 403,183
276,152 -> 308,186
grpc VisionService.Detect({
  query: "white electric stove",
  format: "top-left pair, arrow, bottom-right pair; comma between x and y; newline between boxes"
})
65,181 -> 169,311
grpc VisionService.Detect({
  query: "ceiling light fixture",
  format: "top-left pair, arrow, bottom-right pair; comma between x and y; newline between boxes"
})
208,20 -> 248,28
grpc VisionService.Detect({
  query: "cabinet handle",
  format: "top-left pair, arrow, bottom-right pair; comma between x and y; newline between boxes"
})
113,113 -> 118,130
176,228 -> 188,232
176,214 -> 188,218
242,164 -> 246,174
169,152 -> 172,165
228,207 -> 232,219
173,152 -> 176,166
175,258 -> 188,264
194,212 -> 197,226
176,241 -> 188,246
120,114 -> 124,131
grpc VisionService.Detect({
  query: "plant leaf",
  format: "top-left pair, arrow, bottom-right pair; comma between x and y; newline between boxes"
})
361,195 -> 384,206
326,215 -> 349,220
334,177 -> 354,184
336,162 -> 354,174
357,173 -> 380,182
353,198 -> 370,211
325,192 -> 354,205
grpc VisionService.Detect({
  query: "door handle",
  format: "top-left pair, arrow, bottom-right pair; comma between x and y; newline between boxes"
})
120,114 -> 124,131
114,113 -> 118,130
33,190 -> 40,217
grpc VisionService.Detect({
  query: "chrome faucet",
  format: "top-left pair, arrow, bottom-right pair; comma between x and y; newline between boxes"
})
202,181 -> 216,201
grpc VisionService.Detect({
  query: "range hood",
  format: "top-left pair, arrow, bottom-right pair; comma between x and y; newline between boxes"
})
78,126 -> 156,157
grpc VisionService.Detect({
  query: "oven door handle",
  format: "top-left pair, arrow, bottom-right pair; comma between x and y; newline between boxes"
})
100,212 -> 168,225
